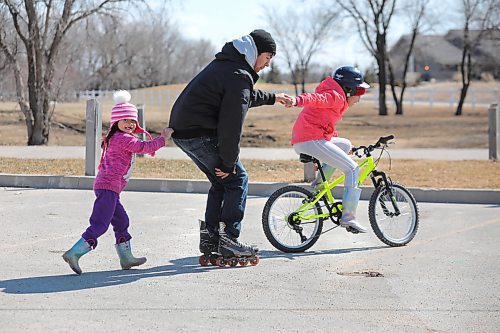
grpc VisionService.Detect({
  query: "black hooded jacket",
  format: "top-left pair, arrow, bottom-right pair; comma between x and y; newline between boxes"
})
169,43 -> 276,173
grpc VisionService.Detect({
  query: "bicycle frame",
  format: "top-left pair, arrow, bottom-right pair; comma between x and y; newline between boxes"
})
291,152 -> 399,224
263,135 -> 418,251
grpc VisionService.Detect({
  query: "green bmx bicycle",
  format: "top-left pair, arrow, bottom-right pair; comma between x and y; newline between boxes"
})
262,135 -> 419,253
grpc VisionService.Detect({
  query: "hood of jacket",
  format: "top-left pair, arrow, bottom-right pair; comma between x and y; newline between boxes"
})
232,34 -> 258,69
314,76 -> 346,97
215,42 -> 260,84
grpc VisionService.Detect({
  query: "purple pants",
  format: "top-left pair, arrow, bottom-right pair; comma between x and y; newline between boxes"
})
82,189 -> 132,248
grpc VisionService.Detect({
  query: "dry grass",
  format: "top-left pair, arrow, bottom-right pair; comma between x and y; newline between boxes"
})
1,157 -> 498,189
1,81 -> 499,189
0,101 -> 490,148
0,81 -> 497,148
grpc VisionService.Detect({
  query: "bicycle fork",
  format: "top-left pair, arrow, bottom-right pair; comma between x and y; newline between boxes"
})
370,170 -> 401,216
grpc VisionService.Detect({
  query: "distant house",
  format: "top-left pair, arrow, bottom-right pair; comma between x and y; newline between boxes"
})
389,29 -> 499,82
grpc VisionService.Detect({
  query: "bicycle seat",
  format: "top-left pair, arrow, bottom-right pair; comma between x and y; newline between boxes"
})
299,154 -> 317,164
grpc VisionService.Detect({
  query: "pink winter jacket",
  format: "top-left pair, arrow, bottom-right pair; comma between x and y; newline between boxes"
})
291,76 -> 348,145
93,131 -> 165,193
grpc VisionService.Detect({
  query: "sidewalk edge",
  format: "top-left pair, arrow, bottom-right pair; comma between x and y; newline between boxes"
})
1,173 -> 498,205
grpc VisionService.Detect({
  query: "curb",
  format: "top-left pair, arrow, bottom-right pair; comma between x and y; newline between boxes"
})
1,173 -> 499,205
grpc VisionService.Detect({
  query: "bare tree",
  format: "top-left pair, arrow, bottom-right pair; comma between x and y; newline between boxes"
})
75,15 -> 142,90
68,10 -> 214,90
0,0 -> 132,145
387,0 -> 429,115
169,38 -> 215,84
338,0 -> 397,116
455,0 -> 499,116
264,4 -> 339,95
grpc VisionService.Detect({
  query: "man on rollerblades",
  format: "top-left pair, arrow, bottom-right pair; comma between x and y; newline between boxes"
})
169,29 -> 292,266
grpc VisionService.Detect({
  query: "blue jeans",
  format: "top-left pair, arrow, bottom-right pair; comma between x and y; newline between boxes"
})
173,136 -> 248,238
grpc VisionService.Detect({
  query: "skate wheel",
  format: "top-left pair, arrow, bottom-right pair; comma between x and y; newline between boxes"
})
209,257 -> 217,266
199,255 -> 209,267
215,257 -> 225,267
250,257 -> 259,266
229,259 -> 238,267
239,259 -> 248,266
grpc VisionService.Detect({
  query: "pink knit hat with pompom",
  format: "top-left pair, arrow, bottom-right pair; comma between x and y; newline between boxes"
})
99,90 -> 156,169
110,90 -> 152,139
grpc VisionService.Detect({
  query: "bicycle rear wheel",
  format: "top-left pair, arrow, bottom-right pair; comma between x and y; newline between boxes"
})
262,186 -> 323,253
368,183 -> 419,247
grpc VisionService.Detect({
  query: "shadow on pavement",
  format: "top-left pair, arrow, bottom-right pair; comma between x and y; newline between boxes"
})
0,256 -> 213,294
0,246 -> 387,294
258,245 -> 388,260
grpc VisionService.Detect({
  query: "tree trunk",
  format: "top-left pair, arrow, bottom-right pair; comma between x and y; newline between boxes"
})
293,82 -> 299,96
456,24 -> 473,116
396,86 -> 406,116
456,49 -> 472,116
300,67 -> 306,93
387,59 -> 402,115
377,73 -> 388,115
28,110 -> 48,145
395,101 -> 403,115
376,34 -> 388,116
377,64 -> 388,116
20,102 -> 33,142
456,84 -> 469,116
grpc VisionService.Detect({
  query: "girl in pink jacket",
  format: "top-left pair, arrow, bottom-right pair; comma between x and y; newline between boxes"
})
289,66 -> 369,233
63,90 -> 173,274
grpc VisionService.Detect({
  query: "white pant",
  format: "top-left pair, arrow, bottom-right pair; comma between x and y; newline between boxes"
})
293,137 -> 359,188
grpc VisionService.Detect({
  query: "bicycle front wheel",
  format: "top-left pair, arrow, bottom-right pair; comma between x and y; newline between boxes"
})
368,183 -> 419,247
262,186 -> 323,253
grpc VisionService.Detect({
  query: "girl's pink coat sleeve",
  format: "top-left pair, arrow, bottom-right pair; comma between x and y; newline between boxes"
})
119,134 -> 166,154
296,90 -> 345,110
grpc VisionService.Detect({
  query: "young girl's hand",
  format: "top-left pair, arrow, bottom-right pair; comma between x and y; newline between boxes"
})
161,127 -> 174,141
275,93 -> 294,107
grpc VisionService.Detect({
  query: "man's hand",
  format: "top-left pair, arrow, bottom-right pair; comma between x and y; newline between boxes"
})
275,93 -> 295,107
215,168 -> 230,179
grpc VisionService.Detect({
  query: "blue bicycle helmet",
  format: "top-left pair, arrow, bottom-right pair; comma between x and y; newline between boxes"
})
333,66 -> 370,97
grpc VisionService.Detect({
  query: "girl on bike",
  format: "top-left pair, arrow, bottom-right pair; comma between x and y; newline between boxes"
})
63,90 -> 174,274
288,66 -> 370,233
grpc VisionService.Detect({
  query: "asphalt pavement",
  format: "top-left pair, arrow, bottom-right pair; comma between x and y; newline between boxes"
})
0,188 -> 499,332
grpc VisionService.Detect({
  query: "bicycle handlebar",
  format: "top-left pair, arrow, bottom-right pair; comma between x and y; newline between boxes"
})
352,134 -> 395,157
376,135 -> 394,146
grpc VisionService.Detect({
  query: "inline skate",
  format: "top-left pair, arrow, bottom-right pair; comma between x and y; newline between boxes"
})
215,222 -> 260,267
198,220 -> 220,266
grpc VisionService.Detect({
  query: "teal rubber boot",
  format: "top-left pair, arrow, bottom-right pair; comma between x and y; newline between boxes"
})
62,238 -> 92,275
340,187 -> 368,233
115,240 -> 147,270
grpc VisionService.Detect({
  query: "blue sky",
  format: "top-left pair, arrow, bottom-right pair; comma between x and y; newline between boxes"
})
157,0 -> 374,71
170,0 -> 290,47
152,0 -> 454,72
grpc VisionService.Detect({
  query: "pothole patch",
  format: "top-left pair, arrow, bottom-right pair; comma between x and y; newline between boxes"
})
337,271 -> 384,277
